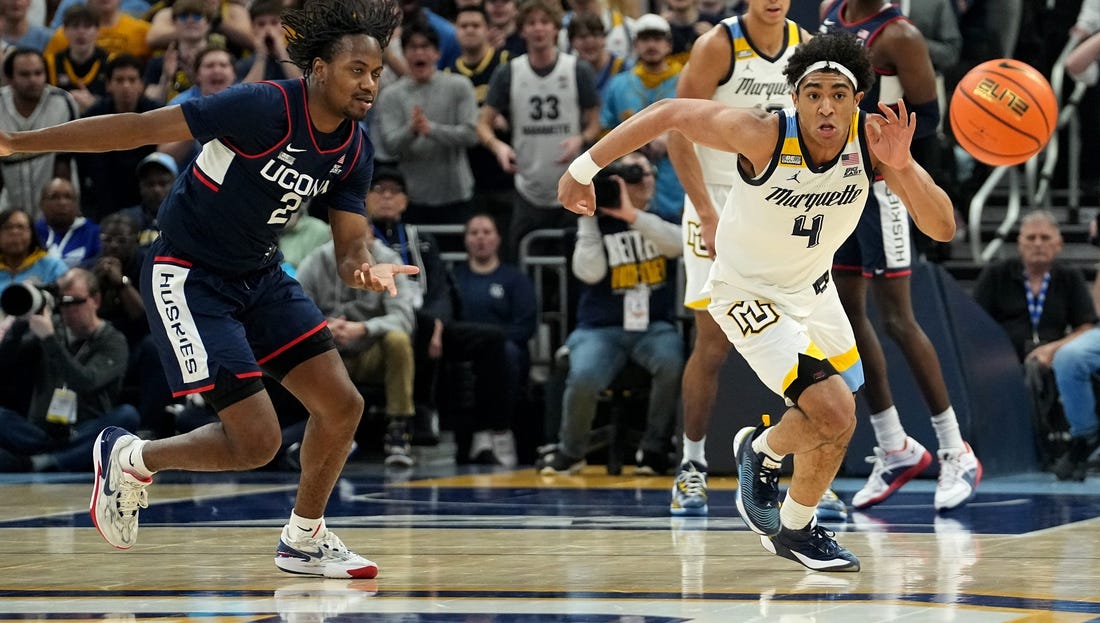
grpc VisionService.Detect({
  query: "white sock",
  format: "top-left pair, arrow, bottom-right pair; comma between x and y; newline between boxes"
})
752,428 -> 785,461
682,435 -> 707,467
289,511 -> 324,540
123,439 -> 154,479
780,493 -> 817,531
869,406 -> 907,452
931,407 -> 965,451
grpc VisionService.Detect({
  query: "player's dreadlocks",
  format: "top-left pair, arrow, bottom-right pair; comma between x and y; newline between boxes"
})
283,0 -> 401,77
784,30 -> 875,94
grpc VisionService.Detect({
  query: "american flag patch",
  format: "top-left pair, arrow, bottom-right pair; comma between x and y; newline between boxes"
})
841,153 -> 860,166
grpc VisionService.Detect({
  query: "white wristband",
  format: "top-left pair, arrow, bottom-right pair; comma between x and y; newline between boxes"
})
568,151 -> 601,185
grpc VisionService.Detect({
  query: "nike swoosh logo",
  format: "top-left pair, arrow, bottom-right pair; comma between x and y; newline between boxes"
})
286,145 -> 306,153
100,465 -> 115,497
297,526 -> 313,532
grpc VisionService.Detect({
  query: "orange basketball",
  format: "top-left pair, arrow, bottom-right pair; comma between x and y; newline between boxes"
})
949,59 -> 1058,167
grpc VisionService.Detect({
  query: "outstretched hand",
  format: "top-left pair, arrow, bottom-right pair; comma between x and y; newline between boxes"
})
355,263 -> 420,296
866,99 -> 916,170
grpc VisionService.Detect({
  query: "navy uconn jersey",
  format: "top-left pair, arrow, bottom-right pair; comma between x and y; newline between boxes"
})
161,78 -> 372,275
819,0 -> 907,109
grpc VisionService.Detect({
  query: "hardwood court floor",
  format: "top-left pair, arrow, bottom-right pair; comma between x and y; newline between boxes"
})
1,463 -> 1098,622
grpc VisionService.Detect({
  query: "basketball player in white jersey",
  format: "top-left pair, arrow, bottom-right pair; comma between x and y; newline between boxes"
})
559,31 -> 954,571
666,0 -> 810,517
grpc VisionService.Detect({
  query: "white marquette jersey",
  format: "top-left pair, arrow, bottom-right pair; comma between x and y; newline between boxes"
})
509,53 -> 581,207
696,17 -> 803,186
709,109 -> 872,314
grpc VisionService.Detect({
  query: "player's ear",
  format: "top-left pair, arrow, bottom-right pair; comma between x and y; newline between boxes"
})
854,90 -> 864,106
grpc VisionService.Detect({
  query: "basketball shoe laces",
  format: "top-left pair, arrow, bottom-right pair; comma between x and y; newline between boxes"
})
305,528 -> 360,562
115,476 -> 149,520
677,468 -> 706,497
937,450 -> 969,487
803,523 -> 844,556
754,460 -> 781,505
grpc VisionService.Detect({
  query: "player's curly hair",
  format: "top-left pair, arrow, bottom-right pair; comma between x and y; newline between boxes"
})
784,31 -> 875,94
283,0 -> 401,77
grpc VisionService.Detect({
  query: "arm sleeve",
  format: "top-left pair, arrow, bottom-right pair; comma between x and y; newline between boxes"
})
631,211 -> 683,257
572,216 -> 608,284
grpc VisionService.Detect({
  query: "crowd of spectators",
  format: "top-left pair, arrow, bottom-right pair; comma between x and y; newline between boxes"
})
0,0 -> 1096,478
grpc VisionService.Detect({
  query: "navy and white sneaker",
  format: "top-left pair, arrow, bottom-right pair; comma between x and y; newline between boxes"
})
852,436 -> 933,509
89,427 -> 151,549
670,460 -> 708,516
760,519 -> 861,572
733,423 -> 782,536
275,522 -> 379,578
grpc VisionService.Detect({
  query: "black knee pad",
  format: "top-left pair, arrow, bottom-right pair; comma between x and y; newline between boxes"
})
784,352 -> 839,405
262,326 -> 336,381
203,368 -> 266,412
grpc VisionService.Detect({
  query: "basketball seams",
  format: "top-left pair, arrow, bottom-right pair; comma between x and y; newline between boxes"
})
949,99 -> 1038,161
968,68 -> 1057,136
950,59 -> 1057,166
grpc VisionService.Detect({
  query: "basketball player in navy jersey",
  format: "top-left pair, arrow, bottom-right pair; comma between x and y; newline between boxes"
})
820,0 -> 983,513
0,0 -> 418,578
560,31 -> 955,571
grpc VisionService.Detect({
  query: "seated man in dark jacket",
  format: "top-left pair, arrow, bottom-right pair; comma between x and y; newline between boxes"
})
0,267 -> 138,471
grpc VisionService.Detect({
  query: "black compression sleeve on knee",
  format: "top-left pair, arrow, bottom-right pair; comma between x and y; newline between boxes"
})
203,370 -> 265,412
784,352 -> 839,405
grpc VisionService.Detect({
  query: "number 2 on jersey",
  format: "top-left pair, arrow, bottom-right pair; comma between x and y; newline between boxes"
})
267,192 -> 303,225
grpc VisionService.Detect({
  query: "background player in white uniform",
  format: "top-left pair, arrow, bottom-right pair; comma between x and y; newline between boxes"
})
559,31 -> 955,571
666,0 -> 808,517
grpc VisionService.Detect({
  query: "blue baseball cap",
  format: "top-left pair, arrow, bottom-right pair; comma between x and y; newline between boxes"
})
136,152 -> 179,177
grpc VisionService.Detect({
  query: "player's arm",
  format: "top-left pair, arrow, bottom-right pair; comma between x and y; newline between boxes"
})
561,100 -> 775,215
881,22 -> 939,138
0,106 -> 193,156
329,209 -> 419,295
868,101 -> 954,242
667,23 -> 731,234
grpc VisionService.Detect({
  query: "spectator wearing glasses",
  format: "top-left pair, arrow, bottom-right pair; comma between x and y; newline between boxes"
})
35,177 -> 100,269
145,0 -> 252,60
143,0 -> 224,105
0,266 -> 139,472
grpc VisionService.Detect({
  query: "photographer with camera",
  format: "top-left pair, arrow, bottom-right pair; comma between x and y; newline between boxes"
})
537,152 -> 684,475
0,267 -> 138,472
236,0 -> 303,84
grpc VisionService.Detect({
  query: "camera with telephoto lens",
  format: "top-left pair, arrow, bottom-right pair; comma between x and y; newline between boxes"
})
592,163 -> 647,208
0,282 -> 60,316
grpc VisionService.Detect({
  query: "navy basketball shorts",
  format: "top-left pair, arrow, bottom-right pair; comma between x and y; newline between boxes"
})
140,237 -> 329,397
833,177 -> 912,278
